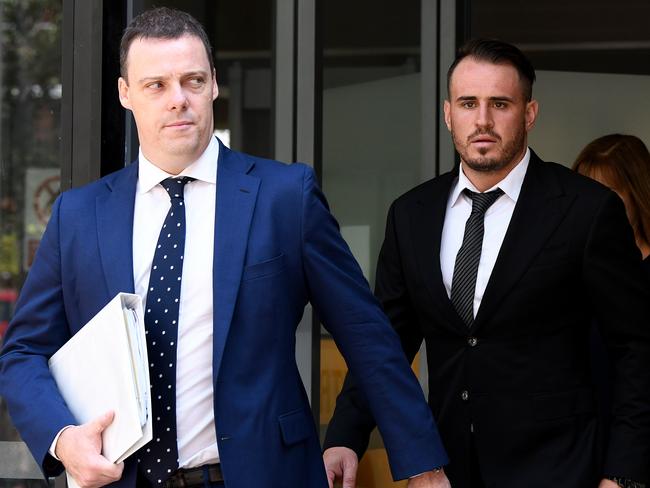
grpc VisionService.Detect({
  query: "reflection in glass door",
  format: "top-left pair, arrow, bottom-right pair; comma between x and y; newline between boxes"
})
318,1 -> 650,487
467,0 -> 650,165
0,0 -> 62,485
140,0 -> 275,159
319,1 -> 424,486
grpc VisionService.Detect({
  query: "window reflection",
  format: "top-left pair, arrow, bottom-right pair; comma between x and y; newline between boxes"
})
319,1 -> 422,486
141,0 -> 274,158
0,0 -> 62,484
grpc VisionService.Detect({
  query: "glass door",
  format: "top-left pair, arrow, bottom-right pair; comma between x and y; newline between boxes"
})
318,1 -> 425,485
467,0 -> 650,164
0,0 -> 63,485
139,0 -> 275,158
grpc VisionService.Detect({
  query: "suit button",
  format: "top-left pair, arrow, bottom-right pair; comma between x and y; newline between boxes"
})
468,337 -> 478,347
461,390 -> 469,401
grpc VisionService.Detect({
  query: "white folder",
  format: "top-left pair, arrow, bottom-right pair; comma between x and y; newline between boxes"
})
48,292 -> 152,475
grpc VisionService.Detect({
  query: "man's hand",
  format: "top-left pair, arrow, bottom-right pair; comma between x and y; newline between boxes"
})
55,411 -> 124,488
598,479 -> 624,488
323,446 -> 359,488
407,469 -> 452,488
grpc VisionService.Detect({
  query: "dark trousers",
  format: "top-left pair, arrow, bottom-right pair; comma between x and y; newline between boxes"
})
470,435 -> 486,488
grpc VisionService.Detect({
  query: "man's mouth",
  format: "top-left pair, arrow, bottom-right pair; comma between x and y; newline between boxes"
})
470,135 -> 498,144
469,132 -> 500,150
165,121 -> 194,129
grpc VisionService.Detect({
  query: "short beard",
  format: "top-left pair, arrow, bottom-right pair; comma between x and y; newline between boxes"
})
452,124 -> 526,173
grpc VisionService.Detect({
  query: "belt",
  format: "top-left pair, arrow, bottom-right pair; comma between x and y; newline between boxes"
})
163,464 -> 224,488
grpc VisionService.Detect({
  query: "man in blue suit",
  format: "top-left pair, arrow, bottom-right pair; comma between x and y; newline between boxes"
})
0,7 -> 450,488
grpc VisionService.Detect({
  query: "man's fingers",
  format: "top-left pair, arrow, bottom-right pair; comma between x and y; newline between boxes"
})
90,411 -> 115,434
325,468 -> 335,488
323,447 -> 359,488
57,415 -> 123,488
342,470 -> 357,488
73,459 -> 123,488
341,456 -> 357,488
99,459 -> 123,480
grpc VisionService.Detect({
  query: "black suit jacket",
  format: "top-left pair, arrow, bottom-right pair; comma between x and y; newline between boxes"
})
324,152 -> 650,487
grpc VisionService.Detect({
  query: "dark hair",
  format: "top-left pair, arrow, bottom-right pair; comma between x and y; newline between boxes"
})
119,7 -> 214,80
573,134 -> 650,247
447,39 -> 536,101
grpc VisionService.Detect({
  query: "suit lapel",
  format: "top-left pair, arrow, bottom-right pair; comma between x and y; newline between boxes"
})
212,142 -> 260,383
411,172 -> 468,332
96,163 -> 138,297
472,152 -> 575,331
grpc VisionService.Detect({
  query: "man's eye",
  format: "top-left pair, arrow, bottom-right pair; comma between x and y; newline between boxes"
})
494,101 -> 506,109
147,82 -> 163,89
188,77 -> 205,86
462,101 -> 476,109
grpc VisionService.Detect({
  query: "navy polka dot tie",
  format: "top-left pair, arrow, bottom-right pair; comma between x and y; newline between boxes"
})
138,177 -> 194,485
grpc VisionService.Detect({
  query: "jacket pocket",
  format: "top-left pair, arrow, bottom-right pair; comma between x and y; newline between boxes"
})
533,387 -> 595,421
242,253 -> 286,282
278,407 -> 313,446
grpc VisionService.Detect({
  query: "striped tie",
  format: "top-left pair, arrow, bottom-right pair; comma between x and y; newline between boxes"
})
450,188 -> 504,326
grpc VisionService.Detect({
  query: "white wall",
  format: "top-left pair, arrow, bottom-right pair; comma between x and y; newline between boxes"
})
530,70 -> 650,167
322,73 -> 421,286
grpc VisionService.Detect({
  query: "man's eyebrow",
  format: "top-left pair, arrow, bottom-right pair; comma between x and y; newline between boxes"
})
182,70 -> 209,77
137,75 -> 166,84
136,71 -> 210,84
455,95 -> 515,102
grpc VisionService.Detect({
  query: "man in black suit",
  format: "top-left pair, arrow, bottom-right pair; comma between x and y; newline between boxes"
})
322,39 -> 650,488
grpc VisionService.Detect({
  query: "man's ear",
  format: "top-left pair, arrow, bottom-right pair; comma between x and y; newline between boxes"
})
525,99 -> 539,132
118,77 -> 132,110
212,71 -> 219,101
443,100 -> 452,132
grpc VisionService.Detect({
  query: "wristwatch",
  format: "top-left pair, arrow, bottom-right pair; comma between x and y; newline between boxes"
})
606,477 -> 646,488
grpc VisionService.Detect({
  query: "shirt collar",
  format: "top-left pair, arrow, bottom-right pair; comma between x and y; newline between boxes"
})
449,147 -> 530,207
137,136 -> 219,194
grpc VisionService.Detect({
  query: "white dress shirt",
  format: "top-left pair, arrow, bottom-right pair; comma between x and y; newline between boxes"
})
133,136 -> 219,467
440,148 -> 530,319
49,138 -> 221,465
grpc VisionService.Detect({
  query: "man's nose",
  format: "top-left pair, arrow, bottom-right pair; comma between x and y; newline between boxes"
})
475,105 -> 494,129
167,83 -> 189,110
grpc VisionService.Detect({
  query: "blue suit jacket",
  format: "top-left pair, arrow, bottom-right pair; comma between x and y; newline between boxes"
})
0,141 -> 447,488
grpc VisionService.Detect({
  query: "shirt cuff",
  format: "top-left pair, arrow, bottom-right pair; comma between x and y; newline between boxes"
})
409,467 -> 444,479
49,425 -> 74,460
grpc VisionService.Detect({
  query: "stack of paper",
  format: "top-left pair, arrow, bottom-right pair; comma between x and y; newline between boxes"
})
48,293 -> 152,469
